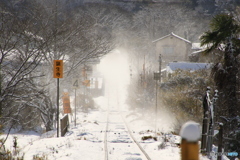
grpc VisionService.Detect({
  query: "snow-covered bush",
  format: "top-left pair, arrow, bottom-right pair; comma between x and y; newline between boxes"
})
160,69 -> 214,131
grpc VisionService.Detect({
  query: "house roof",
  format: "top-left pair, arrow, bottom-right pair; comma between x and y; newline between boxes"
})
152,32 -> 191,44
166,62 -> 211,73
192,43 -> 202,50
191,49 -> 205,55
192,43 -> 208,50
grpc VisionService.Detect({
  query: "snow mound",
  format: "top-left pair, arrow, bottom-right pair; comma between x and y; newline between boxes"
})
179,121 -> 201,142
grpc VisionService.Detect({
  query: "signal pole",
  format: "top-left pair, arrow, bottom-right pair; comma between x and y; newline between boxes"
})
57,78 -> 59,137
53,60 -> 63,137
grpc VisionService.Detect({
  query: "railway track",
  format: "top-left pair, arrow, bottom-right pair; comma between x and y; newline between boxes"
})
104,110 -> 152,160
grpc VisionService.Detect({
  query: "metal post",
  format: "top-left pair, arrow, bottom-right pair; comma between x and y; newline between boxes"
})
57,78 -> 59,137
207,90 -> 218,156
201,117 -> 208,153
54,0 -> 59,138
213,90 -> 218,126
155,78 -> 158,136
74,88 -> 76,126
217,123 -> 223,160
207,119 -> 213,155
54,0 -> 58,59
201,87 -> 210,153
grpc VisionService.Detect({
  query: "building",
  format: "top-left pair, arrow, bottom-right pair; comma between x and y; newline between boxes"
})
165,61 -> 212,78
153,32 -> 192,67
189,43 -> 220,63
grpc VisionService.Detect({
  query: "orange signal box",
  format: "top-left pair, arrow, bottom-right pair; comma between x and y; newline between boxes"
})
53,60 -> 63,78
62,92 -> 71,114
82,80 -> 90,87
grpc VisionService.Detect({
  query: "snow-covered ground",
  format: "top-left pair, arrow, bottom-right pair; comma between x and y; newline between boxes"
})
1,96 -> 212,160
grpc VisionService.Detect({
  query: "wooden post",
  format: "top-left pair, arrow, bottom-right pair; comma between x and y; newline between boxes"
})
181,139 -> 199,160
180,121 -> 201,160
60,114 -> 69,137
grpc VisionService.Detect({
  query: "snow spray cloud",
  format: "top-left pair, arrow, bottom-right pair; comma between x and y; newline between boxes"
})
98,49 -> 130,111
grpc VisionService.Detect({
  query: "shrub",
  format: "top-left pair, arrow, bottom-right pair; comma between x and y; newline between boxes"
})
160,69 -> 214,130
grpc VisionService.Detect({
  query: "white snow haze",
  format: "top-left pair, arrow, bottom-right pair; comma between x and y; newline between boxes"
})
98,49 -> 130,111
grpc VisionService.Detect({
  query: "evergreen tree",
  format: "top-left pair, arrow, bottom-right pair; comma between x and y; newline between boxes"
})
200,14 -> 240,141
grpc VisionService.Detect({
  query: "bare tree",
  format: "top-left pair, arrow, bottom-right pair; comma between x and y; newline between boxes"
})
0,0 -> 125,134
0,1 -> 58,134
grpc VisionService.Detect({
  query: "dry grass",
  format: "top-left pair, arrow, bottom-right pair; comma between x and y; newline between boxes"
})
160,69 -> 214,129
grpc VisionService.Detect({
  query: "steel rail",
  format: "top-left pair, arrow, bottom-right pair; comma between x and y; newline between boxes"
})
121,113 -> 152,160
104,111 -> 152,160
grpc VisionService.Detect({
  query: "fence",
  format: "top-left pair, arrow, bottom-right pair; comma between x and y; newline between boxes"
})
60,114 -> 69,137
201,87 -> 218,154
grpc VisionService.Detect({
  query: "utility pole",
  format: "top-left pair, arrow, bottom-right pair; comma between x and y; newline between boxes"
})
74,88 -> 77,126
153,72 -> 159,136
159,54 -> 162,83
153,54 -> 161,137
72,78 -> 79,127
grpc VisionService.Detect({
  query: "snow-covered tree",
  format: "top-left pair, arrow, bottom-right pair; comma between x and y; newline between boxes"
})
0,0 -> 124,133
0,6 -> 51,131
200,13 -> 240,153
200,14 -> 240,119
